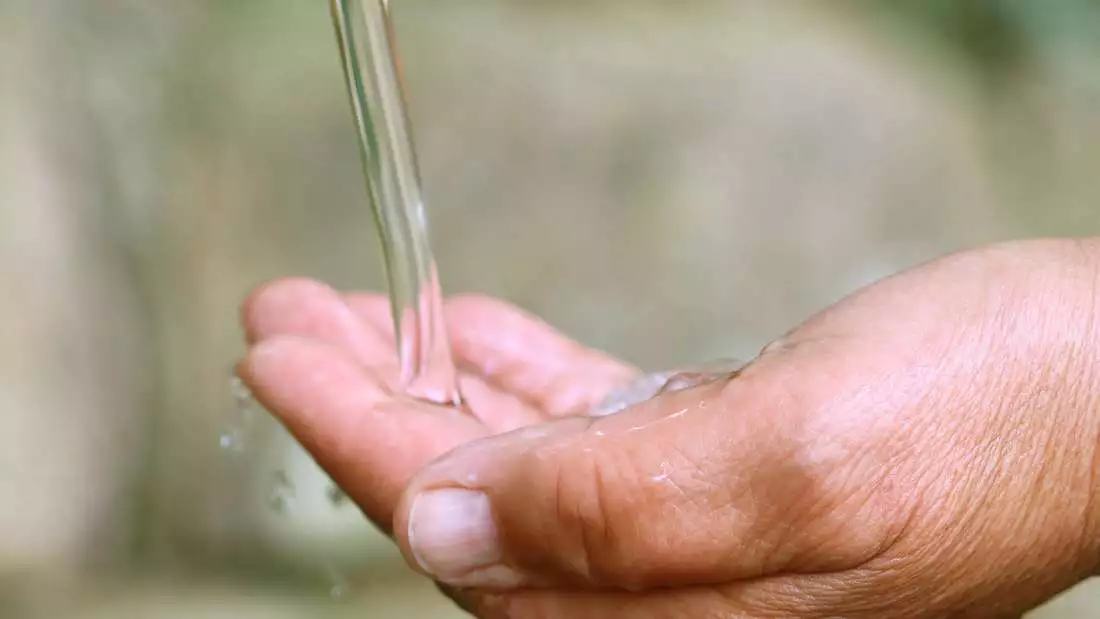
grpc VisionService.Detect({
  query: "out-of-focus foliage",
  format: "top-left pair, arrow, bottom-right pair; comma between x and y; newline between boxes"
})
852,0 -> 1100,80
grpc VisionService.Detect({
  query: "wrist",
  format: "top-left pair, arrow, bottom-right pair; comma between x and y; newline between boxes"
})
1076,240 -> 1100,575
992,237 -> 1100,578
1054,238 -> 1100,577
1044,238 -> 1100,575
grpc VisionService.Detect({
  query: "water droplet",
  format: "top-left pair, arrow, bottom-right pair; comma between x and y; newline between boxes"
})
267,494 -> 288,514
324,562 -> 352,601
325,483 -> 350,508
230,374 -> 254,403
221,375 -> 262,455
591,359 -> 745,416
267,469 -> 296,515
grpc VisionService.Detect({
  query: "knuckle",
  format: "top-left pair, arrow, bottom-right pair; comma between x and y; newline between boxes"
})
546,444 -> 649,587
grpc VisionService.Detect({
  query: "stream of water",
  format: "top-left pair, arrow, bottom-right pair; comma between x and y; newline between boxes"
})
330,0 -> 462,406
218,0 -> 744,599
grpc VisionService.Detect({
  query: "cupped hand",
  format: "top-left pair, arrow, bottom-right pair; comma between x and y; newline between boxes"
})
237,278 -> 639,532
239,239 -> 1100,618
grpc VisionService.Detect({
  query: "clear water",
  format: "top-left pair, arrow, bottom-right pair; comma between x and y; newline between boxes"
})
220,375 -> 260,454
592,358 -> 746,416
218,0 -> 745,601
216,0 -> 462,600
330,0 -> 461,406
326,0 -> 746,413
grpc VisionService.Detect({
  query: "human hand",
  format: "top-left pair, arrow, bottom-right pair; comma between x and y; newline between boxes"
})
239,238 -> 1100,618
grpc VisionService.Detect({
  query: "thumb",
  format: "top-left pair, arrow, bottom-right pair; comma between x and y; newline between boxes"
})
392,359 -> 869,591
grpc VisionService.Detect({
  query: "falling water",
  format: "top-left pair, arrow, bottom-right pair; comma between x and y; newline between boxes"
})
219,0 -> 746,601
330,0 -> 461,406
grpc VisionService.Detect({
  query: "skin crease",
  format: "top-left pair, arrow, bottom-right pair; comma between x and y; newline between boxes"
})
239,238 -> 1100,618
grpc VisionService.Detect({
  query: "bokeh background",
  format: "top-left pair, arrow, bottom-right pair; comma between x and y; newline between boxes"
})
4,1 -> 1100,617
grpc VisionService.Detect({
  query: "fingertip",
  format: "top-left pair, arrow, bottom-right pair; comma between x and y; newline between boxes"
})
242,335 -> 386,428
239,280 -> 399,370
239,279 -> 276,344
241,277 -> 345,344
239,333 -> 302,384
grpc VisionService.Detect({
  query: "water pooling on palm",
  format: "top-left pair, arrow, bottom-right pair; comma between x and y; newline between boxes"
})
221,0 -> 744,598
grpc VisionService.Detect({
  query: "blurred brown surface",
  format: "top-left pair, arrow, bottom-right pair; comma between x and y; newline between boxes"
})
3,1 -> 1100,616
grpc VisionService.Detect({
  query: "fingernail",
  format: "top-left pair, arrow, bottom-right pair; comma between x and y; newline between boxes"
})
408,488 -> 519,587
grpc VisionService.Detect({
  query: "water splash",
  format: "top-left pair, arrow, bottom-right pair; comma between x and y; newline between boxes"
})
324,562 -> 351,601
330,0 -> 462,407
221,374 -> 358,598
220,375 -> 263,454
266,469 -> 296,515
591,358 -> 745,416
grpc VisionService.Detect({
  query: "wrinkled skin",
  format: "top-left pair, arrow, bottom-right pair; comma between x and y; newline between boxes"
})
238,238 -> 1100,618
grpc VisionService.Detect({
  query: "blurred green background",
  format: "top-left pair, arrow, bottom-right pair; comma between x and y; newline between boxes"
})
4,1 -> 1100,617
